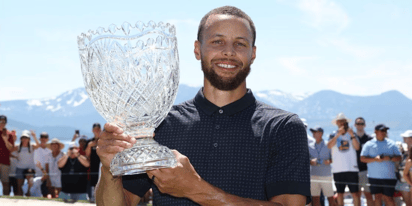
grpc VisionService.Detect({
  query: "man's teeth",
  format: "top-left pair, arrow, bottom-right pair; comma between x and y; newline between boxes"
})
217,64 -> 236,68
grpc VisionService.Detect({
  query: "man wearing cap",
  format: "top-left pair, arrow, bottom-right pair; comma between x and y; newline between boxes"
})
361,124 -> 402,206
58,141 -> 90,202
327,113 -> 361,206
0,115 -> 14,196
308,126 -> 335,206
85,123 -> 101,202
354,117 -> 374,206
33,131 -> 52,197
44,138 -> 65,198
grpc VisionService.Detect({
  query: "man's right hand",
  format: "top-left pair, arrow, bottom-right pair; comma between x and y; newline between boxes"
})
337,126 -> 345,135
97,123 -> 136,170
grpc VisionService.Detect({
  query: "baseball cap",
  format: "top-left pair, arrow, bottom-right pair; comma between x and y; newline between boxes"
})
375,124 -> 389,131
68,141 -> 79,149
310,127 -> 324,133
40,132 -> 49,138
401,130 -> 412,138
20,130 -> 30,139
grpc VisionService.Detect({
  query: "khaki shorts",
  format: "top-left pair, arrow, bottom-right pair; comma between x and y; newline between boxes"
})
0,164 -> 10,183
359,170 -> 371,192
311,175 -> 334,197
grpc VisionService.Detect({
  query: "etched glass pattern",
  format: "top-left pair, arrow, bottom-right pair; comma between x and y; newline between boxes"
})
77,21 -> 179,176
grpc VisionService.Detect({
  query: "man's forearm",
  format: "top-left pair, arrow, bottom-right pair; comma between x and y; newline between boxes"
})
188,180 -> 283,206
360,156 -> 375,163
327,135 -> 339,149
96,166 -> 140,206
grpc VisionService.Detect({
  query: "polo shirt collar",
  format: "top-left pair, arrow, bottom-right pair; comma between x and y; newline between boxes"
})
194,88 -> 256,116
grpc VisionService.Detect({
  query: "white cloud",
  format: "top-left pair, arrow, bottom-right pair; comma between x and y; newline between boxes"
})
297,0 -> 349,32
276,56 -> 315,74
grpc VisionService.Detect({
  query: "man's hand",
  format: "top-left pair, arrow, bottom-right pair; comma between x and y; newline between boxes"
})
323,159 -> 332,165
30,130 -> 36,137
97,123 -> 136,170
146,150 -> 202,198
348,127 -> 354,137
374,156 -> 383,162
310,158 -> 318,166
337,126 -> 345,135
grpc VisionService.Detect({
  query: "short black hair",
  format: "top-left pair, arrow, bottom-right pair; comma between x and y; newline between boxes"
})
197,6 -> 256,46
0,115 -> 7,123
355,117 -> 365,123
92,123 -> 101,129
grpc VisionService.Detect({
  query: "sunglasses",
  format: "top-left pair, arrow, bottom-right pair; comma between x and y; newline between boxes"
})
355,123 -> 365,126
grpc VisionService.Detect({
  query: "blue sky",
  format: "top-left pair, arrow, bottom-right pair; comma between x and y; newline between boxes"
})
0,0 -> 411,101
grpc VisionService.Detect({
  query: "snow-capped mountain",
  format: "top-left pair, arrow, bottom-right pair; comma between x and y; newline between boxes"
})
1,85 -> 411,140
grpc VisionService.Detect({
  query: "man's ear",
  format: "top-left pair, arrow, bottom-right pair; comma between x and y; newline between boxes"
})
251,46 -> 257,64
194,40 -> 201,60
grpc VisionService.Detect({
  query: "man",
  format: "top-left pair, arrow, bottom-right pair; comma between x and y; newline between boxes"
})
96,6 -> 310,206
0,115 -> 14,196
58,141 -> 90,202
308,126 -> 335,206
45,138 -> 65,198
354,117 -> 374,205
33,131 -> 51,197
85,123 -> 101,202
327,113 -> 361,206
361,124 -> 402,206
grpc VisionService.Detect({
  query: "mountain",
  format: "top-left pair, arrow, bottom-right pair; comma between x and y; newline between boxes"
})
289,90 -> 412,134
1,85 -> 411,140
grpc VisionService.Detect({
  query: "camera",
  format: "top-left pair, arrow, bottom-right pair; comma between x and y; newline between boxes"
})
75,130 -> 80,135
343,122 -> 349,133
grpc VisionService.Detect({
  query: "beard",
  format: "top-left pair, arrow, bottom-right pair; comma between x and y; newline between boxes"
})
201,58 -> 251,91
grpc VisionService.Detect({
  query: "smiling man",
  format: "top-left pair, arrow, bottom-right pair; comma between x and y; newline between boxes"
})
96,6 -> 310,206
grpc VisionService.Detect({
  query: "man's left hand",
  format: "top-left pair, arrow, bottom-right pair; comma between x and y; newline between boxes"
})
146,150 -> 202,198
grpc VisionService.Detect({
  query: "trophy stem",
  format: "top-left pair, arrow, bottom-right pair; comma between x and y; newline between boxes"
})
110,136 -> 177,176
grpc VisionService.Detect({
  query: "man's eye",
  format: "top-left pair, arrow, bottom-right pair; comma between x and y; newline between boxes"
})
236,42 -> 246,47
212,40 -> 222,44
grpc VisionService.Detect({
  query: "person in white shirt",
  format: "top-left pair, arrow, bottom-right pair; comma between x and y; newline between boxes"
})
327,113 -> 361,206
45,138 -> 65,198
33,132 -> 51,197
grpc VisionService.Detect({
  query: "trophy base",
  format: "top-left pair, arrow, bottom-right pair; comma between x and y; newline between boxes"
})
110,137 -> 177,176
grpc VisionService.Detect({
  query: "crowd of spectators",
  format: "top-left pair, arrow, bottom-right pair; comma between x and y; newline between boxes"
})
307,113 -> 412,206
0,114 -> 101,203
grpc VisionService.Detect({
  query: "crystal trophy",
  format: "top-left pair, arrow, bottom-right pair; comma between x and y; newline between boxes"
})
77,21 -> 179,176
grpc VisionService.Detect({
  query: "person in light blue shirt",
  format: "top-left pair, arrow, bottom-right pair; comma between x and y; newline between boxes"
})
361,124 -> 402,206
308,126 -> 335,206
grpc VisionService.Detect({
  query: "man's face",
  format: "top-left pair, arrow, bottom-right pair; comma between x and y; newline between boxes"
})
51,143 -> 60,152
0,119 -> 6,130
312,131 -> 323,141
195,14 -> 256,91
336,119 -> 346,128
355,119 -> 365,132
375,129 -> 387,139
40,136 -> 49,144
93,127 -> 101,136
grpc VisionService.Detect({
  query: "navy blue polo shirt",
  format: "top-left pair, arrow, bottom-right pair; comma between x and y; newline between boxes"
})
122,89 -> 310,205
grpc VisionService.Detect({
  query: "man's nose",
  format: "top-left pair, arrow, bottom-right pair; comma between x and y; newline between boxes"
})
221,44 -> 235,57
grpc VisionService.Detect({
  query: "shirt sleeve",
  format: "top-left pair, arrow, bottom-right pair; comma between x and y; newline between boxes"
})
392,143 -> 402,156
360,143 -> 369,157
122,173 -> 152,198
265,114 -> 311,203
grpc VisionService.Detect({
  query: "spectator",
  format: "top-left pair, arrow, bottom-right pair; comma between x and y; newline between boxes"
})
8,151 -> 18,195
361,124 -> 402,206
308,126 -> 336,206
85,123 -> 101,202
33,131 -> 51,197
327,113 -> 361,206
22,162 -> 48,197
58,141 -> 89,203
401,130 -> 412,206
71,131 -> 87,156
354,117 -> 374,206
0,114 -> 14,196
14,130 -> 40,196
45,138 -> 65,198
